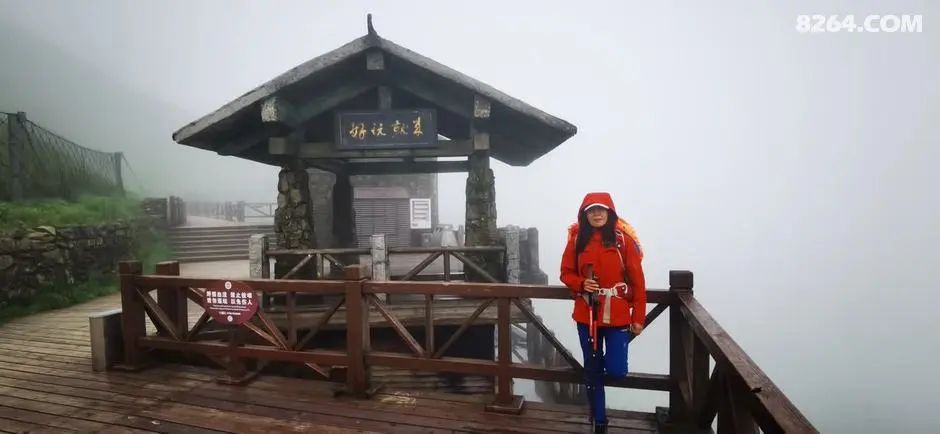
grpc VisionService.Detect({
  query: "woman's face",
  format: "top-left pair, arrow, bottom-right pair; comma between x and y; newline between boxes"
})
585,206 -> 609,228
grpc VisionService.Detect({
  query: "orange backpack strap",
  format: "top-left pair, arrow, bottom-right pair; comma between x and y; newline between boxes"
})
616,218 -> 643,261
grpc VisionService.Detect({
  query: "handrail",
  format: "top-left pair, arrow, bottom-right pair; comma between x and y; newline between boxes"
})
268,248 -> 370,256
677,292 -> 818,433
116,261 -> 818,431
266,245 -> 506,283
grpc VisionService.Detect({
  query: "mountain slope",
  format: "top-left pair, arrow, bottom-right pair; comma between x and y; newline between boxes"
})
0,22 -> 278,202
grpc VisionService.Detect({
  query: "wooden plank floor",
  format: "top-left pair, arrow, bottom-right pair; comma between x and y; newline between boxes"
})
0,295 -> 659,433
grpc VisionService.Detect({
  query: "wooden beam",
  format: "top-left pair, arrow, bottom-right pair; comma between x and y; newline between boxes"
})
306,158 -> 347,174
366,50 -> 385,71
295,79 -> 374,124
394,73 -> 471,118
218,131 -> 270,156
368,294 -> 425,358
474,95 -> 492,119
261,96 -> 299,126
268,136 -> 299,155
225,80 -> 375,156
367,352 -> 674,391
472,95 -> 491,151
347,160 -> 469,175
279,139 -> 474,159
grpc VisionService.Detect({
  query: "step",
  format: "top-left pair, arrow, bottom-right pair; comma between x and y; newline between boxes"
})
174,253 -> 250,263
169,229 -> 272,236
170,241 -> 250,251
168,230 -> 275,239
168,237 -> 255,245
170,225 -> 273,233
172,244 -> 248,254
167,233 -> 271,243
174,249 -> 247,260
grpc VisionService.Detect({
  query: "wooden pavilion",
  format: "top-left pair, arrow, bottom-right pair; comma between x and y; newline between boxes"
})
171,15 -> 577,268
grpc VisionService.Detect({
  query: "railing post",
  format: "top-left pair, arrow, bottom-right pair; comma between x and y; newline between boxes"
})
668,270 -> 694,424
485,296 -> 524,414
116,260 -> 145,371
112,152 -> 124,196
344,264 -> 370,398
218,327 -> 251,385
249,234 -> 270,280
155,261 -> 187,339
7,112 -> 26,200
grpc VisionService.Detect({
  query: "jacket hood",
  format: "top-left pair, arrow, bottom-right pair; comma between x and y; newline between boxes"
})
578,192 -> 617,217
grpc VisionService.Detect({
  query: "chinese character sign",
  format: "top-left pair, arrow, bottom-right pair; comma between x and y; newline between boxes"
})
336,109 -> 437,149
202,280 -> 258,325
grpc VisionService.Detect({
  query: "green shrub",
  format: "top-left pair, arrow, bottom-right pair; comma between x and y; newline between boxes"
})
0,275 -> 117,324
0,194 -> 142,232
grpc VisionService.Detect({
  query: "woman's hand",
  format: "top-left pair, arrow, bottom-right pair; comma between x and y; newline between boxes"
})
629,323 -> 644,335
582,279 -> 599,293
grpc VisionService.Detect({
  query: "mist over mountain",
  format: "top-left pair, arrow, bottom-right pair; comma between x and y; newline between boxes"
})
0,22 -> 278,202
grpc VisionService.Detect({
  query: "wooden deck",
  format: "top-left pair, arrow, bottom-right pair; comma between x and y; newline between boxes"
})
0,294 -> 659,433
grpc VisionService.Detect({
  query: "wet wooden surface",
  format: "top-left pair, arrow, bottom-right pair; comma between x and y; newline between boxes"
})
0,294 -> 659,433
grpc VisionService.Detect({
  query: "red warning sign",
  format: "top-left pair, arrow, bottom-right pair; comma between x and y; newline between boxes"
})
202,280 -> 258,325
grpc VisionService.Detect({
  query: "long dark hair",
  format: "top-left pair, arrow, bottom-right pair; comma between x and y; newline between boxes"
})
574,209 -> 618,271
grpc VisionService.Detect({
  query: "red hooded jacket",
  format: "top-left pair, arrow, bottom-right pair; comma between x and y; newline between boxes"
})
560,192 -> 647,327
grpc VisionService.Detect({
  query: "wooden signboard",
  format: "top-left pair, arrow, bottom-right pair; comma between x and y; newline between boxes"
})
203,280 -> 258,325
336,109 -> 437,149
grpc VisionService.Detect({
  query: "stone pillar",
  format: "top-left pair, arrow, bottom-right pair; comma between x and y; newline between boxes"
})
464,151 -> 499,281
248,234 -> 269,279
274,163 -> 316,279
502,226 -> 521,284
464,95 -> 500,281
275,165 -> 315,249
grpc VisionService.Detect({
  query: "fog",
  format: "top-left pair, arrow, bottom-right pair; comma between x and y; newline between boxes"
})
1,1 -> 937,432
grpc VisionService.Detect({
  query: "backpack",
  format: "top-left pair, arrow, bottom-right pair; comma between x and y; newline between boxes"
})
568,217 -> 643,288
567,217 -> 644,262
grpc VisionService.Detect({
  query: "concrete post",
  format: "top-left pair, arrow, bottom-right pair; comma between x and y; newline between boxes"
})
249,234 -> 270,280
370,234 -> 389,281
504,226 -> 520,284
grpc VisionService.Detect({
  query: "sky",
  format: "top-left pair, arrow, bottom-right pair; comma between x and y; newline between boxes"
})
1,1 -> 938,432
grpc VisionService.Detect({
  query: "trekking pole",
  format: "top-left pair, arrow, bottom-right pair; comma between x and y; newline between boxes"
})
585,268 -> 601,427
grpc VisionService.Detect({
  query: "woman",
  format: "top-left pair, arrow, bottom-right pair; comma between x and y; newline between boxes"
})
560,192 -> 647,432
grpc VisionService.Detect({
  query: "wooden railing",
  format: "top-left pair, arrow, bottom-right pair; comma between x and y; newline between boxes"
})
243,202 -> 276,219
117,261 -> 818,433
267,245 -> 506,283
267,247 -> 370,280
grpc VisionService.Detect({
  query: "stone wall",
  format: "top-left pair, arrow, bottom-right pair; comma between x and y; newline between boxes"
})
0,222 -> 135,303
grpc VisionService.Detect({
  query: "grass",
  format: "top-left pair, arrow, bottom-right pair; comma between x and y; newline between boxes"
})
0,194 -> 143,232
137,227 -> 172,273
0,276 -> 118,325
0,194 -> 174,325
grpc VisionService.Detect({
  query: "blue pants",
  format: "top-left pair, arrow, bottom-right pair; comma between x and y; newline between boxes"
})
577,323 -> 630,424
